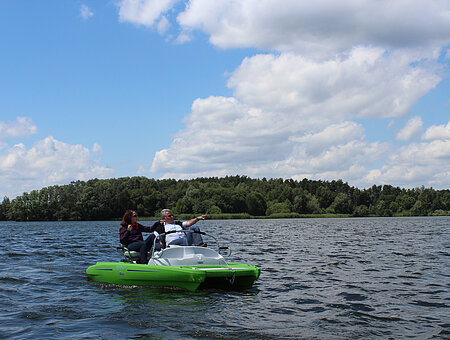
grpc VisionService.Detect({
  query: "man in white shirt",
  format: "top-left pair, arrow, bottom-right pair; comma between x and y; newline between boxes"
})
151,209 -> 207,247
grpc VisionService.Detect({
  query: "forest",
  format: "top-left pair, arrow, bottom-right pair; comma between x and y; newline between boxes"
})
0,176 -> 449,221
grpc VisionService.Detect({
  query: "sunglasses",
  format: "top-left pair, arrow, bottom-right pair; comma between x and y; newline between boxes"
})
166,214 -> 174,218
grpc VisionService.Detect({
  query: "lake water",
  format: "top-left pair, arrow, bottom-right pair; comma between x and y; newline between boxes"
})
0,217 -> 449,339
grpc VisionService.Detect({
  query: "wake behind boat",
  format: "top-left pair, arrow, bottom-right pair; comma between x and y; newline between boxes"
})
86,230 -> 260,291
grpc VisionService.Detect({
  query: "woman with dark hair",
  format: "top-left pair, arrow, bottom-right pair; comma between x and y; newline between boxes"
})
119,210 -> 156,264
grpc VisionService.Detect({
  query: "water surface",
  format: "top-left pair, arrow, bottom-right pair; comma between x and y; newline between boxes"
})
0,217 -> 449,339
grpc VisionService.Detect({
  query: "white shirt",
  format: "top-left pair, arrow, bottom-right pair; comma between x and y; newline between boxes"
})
164,222 -> 187,245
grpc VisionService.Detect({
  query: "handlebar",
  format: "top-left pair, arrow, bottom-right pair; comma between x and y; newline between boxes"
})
159,229 -> 206,236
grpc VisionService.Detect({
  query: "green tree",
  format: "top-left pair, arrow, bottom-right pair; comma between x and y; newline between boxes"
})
3,176 -> 448,221
246,192 -> 266,216
307,195 -> 321,214
293,191 -> 308,213
207,205 -> 222,214
0,197 -> 11,220
328,193 -> 353,214
76,186 -> 97,220
230,186 -> 247,213
193,199 -> 214,214
8,195 -> 28,221
315,186 -> 334,209
411,200 -> 426,216
353,205 -> 369,217
396,193 -> 416,212
266,200 -> 292,216
375,199 -> 393,217
175,197 -> 193,214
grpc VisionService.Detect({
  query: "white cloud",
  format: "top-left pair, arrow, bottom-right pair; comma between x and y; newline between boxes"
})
150,91 -> 387,183
396,116 -> 423,141
177,0 -> 450,57
422,121 -> 450,140
175,32 -> 192,44
80,4 -> 94,20
290,122 -> 365,155
0,136 -> 112,198
278,136 -> 388,179
149,48 -> 441,185
0,117 -> 37,139
156,15 -> 170,34
151,95 -> 291,175
228,48 -> 441,119
365,139 -> 450,188
118,0 -> 178,29
92,143 -> 103,154
445,48 -> 450,60
387,120 -> 396,129
125,0 -> 450,189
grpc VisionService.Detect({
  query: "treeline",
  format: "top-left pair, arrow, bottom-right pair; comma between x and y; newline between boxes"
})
0,176 -> 449,221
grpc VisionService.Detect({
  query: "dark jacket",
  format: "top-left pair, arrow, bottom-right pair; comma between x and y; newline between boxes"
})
149,220 -> 184,234
119,222 -> 154,246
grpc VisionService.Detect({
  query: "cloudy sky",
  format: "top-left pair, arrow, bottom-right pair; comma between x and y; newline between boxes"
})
1,0 -> 449,199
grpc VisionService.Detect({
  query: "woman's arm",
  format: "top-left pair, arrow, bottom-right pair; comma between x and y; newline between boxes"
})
119,226 -> 130,244
149,221 -> 165,234
140,222 -> 154,232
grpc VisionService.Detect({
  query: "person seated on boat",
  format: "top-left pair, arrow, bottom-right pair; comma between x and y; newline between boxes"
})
151,209 -> 207,247
119,210 -> 156,264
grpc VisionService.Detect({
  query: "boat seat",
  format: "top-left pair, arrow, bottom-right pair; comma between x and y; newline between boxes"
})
117,243 -> 163,259
117,245 -> 150,259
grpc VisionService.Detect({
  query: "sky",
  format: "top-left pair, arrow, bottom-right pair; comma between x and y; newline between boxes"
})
0,0 -> 449,199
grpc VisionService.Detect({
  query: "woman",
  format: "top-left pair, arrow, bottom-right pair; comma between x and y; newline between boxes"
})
119,210 -> 156,264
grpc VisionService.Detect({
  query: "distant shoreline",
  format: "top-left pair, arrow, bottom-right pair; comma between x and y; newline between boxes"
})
135,212 -> 450,221
2,176 -> 449,222
3,213 -> 448,223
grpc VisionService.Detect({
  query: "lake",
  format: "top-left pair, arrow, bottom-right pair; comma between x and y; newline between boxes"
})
0,217 -> 449,339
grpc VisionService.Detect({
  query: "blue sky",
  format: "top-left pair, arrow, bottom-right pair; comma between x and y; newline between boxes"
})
1,0 -> 449,199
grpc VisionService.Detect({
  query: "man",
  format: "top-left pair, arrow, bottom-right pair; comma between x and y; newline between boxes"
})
151,209 -> 207,247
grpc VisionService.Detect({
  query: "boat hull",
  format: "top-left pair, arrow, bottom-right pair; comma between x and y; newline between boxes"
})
86,262 -> 260,291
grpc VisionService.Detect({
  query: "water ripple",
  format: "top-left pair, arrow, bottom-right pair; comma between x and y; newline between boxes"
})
0,217 -> 449,339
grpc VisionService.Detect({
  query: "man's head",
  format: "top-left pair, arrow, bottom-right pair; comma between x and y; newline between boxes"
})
161,209 -> 174,222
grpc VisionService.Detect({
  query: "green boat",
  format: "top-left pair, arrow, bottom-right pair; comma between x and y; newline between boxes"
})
86,231 -> 260,291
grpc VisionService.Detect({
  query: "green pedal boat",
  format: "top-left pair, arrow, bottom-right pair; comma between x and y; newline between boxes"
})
86,231 -> 260,291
